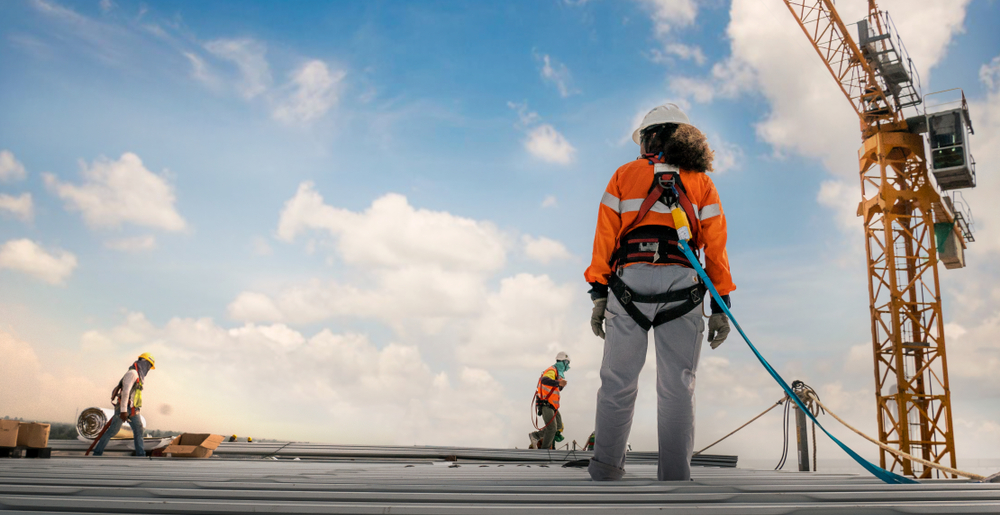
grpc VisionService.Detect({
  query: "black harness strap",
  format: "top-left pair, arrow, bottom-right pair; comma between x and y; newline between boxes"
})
608,273 -> 706,331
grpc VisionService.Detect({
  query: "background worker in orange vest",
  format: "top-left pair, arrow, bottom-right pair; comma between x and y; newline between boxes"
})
92,353 -> 155,457
528,352 -> 570,449
585,104 -> 734,481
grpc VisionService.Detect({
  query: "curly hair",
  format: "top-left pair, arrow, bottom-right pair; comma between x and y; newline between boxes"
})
640,123 -> 715,173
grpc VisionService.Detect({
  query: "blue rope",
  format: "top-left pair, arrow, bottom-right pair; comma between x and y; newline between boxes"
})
677,239 -> 917,484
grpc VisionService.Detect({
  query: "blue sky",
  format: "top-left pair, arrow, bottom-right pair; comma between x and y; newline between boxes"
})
1,0 -> 999,465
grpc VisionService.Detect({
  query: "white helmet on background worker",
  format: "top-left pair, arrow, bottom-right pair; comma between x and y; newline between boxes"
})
632,103 -> 691,145
555,352 -> 570,363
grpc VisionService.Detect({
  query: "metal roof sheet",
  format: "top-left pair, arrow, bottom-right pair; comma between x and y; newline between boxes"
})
48,440 -> 737,466
5,445 -> 1000,514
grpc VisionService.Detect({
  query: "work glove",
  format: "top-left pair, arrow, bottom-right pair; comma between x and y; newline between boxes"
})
554,432 -> 565,443
707,313 -> 730,349
590,298 -> 607,339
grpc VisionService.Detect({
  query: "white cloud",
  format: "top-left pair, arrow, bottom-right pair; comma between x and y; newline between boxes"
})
541,195 -> 558,208
0,238 -> 77,285
456,273 -> 579,368
0,150 -> 27,182
637,0 -> 701,68
228,268 -> 490,325
44,152 -> 186,232
204,38 -> 272,99
508,100 -> 540,127
277,183 -> 506,272
536,53 -> 577,97
982,56 -> 1000,91
964,55 -> 1000,254
99,0 -> 114,13
639,0 -> 697,36
233,183 -> 512,324
669,56 -> 756,104
525,124 -> 576,165
104,235 -> 157,252
817,179 -> 862,235
228,292 -> 286,322
273,60 -> 346,124
522,235 -> 573,264
652,43 -> 706,65
183,51 -> 220,89
29,0 -> 126,65
709,134 -> 744,174
0,193 -> 34,222
507,102 -> 576,165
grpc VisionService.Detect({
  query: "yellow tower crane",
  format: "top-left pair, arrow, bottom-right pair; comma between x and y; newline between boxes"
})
782,0 -> 978,478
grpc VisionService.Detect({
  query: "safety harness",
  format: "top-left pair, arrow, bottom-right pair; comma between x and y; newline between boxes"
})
534,366 -> 560,410
607,154 -> 707,331
531,367 -> 562,437
110,363 -> 144,418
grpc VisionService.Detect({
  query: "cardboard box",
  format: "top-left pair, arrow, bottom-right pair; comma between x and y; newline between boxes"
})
16,423 -> 50,449
0,420 -> 19,447
159,433 -> 225,458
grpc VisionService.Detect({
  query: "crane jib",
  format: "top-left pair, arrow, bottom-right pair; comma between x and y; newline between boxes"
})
677,239 -> 917,485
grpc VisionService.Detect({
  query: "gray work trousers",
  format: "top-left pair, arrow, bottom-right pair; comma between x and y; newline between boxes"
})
92,413 -> 145,457
589,264 -> 705,481
530,404 -> 563,449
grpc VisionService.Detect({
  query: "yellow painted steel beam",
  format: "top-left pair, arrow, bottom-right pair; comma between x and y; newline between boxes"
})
783,0 -> 958,479
782,0 -> 900,131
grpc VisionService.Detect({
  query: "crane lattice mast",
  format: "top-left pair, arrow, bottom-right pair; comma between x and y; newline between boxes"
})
782,0 -> 975,477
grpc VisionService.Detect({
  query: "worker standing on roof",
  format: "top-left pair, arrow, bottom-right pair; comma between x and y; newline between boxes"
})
92,353 -> 155,457
528,352 -> 570,450
585,104 -> 734,481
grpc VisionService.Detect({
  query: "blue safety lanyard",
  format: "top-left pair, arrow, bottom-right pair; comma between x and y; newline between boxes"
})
676,233 -> 916,484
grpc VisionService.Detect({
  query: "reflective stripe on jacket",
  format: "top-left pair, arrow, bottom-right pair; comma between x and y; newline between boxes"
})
536,366 -> 561,410
585,158 -> 736,295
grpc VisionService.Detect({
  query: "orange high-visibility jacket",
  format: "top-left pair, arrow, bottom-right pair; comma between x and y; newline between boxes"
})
585,158 -> 736,296
536,366 -> 562,410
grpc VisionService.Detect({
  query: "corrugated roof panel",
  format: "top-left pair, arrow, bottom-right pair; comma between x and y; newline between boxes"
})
3,446 -> 999,514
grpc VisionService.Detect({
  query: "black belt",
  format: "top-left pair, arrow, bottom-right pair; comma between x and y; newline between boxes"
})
608,273 -> 706,331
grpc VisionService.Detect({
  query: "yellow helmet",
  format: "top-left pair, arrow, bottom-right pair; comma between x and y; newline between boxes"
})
138,352 -> 156,369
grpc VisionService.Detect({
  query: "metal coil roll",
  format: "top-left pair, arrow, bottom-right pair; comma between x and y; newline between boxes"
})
76,407 -> 146,440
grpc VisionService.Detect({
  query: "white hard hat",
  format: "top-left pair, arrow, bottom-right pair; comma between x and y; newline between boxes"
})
632,103 -> 691,145
556,352 -> 570,362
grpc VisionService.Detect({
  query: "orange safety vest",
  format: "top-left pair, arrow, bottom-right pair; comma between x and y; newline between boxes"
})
585,157 -> 736,296
535,366 -> 561,410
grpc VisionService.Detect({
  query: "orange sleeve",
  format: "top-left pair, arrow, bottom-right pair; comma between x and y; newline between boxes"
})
584,170 -> 623,285
696,176 -> 736,295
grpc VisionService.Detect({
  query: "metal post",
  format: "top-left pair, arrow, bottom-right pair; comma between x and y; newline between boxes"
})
794,402 -> 811,472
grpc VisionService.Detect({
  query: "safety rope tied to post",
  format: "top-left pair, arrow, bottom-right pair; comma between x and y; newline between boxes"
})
805,392 -> 991,482
693,397 -> 786,456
